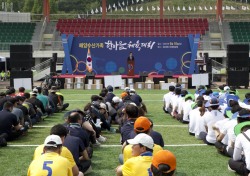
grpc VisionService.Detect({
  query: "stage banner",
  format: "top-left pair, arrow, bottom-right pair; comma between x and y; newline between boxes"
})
66,37 -> 196,75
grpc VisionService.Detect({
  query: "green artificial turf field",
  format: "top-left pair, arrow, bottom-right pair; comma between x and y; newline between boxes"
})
1,89 -> 247,176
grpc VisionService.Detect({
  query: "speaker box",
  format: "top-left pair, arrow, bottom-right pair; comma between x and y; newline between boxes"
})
227,71 -> 249,87
227,44 -> 249,67
10,45 -> 33,70
50,53 -> 57,73
10,70 -> 33,88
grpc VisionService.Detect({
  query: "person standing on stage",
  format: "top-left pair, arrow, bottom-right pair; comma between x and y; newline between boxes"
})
127,52 -> 135,61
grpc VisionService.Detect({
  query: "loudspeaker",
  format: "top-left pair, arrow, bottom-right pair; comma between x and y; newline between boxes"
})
227,44 -> 249,68
10,45 -> 33,70
50,53 -> 57,73
10,70 -> 33,88
204,53 -> 212,73
227,71 -> 249,87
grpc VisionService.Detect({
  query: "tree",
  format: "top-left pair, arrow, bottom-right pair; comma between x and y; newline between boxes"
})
23,0 -> 33,12
31,0 -> 39,14
50,0 -> 58,14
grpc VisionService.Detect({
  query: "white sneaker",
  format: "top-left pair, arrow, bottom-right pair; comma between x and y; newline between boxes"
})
97,135 -> 107,143
228,164 -> 236,172
84,166 -> 92,174
93,140 -> 101,147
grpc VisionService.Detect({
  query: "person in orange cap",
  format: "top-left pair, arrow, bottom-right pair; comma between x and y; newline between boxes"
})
151,150 -> 177,176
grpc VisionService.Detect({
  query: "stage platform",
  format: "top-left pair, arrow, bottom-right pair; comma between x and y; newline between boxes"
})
56,74 -> 192,79
54,74 -> 194,89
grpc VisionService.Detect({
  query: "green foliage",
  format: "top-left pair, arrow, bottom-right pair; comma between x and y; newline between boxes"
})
31,0 -> 39,14
22,0 -> 33,12
50,0 -> 58,14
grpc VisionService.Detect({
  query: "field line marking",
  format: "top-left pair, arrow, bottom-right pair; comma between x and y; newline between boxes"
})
66,94 -> 164,96
33,125 -> 187,128
8,144 -> 207,147
66,100 -> 162,102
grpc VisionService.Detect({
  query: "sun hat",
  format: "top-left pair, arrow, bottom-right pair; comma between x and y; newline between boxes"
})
234,121 -> 250,136
205,98 -> 220,108
152,150 -> 177,173
127,133 -> 154,149
184,94 -> 195,101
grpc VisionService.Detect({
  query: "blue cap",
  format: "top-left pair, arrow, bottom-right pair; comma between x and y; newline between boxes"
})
211,92 -> 219,98
226,95 -> 239,107
205,98 -> 220,108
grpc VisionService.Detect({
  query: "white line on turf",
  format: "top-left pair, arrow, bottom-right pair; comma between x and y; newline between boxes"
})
66,100 -> 162,102
32,125 -> 187,128
67,94 -> 164,96
8,144 -> 207,147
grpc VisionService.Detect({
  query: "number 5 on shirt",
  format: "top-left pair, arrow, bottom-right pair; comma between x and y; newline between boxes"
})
43,161 -> 53,176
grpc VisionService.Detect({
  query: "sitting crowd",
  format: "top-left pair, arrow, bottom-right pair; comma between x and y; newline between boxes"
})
26,85 -> 177,176
163,84 -> 250,176
0,85 -> 69,146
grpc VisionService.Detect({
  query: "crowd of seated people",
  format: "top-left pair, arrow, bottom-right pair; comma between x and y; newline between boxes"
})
25,85 -> 177,176
163,84 -> 250,175
0,86 -> 69,147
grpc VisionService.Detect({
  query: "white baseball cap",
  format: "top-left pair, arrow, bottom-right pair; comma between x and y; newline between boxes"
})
44,135 -> 62,148
112,96 -> 121,103
127,133 -> 154,149
224,86 -> 230,91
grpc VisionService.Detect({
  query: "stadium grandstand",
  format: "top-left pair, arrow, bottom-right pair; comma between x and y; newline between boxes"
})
0,0 -> 249,85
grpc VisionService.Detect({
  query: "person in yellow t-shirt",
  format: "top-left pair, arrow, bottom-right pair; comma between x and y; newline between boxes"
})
120,116 -> 163,164
33,124 -> 82,176
123,143 -> 163,163
116,133 -> 154,176
27,135 -> 73,176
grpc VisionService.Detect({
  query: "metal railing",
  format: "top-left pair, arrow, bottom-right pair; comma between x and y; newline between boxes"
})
31,59 -> 52,73
38,17 -> 48,50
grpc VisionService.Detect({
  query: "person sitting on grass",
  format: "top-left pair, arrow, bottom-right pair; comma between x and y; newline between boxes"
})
151,150 -> 177,176
188,97 -> 204,136
228,109 -> 250,175
199,98 -> 225,145
33,125 -> 83,176
163,85 -> 175,114
28,135 -> 74,176
0,101 -> 27,141
214,107 -> 242,158
120,104 -> 139,145
116,133 -> 154,176
52,124 -> 91,175
119,117 -> 163,165
15,87 -> 25,97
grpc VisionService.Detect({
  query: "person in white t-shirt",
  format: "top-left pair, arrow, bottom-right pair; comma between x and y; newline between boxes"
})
189,99 -> 204,136
170,88 -> 181,118
177,94 -> 194,124
163,86 -> 175,114
228,109 -> 250,175
199,98 -> 225,145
